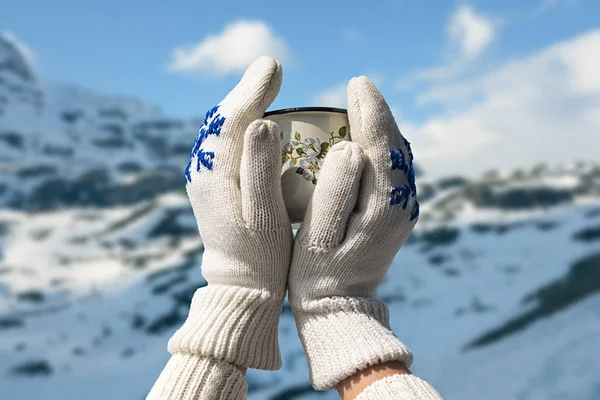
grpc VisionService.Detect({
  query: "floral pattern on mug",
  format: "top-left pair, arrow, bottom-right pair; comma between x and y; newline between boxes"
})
299,156 -> 323,181
281,126 -> 348,184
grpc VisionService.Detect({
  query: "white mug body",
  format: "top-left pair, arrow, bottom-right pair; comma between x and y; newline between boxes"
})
264,108 -> 350,223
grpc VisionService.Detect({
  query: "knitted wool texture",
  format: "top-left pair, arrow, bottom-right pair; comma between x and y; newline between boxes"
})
148,56 -> 292,399
355,375 -> 443,400
289,76 -> 419,390
147,355 -> 247,400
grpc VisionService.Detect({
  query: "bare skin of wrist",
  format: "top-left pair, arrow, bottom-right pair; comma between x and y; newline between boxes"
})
337,361 -> 411,400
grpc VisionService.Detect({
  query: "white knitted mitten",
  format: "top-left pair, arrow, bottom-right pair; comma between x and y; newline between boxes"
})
289,76 -> 420,390
148,56 -> 291,399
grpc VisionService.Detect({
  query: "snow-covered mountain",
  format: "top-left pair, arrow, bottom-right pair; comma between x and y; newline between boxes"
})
0,33 -> 198,212
1,33 -> 600,399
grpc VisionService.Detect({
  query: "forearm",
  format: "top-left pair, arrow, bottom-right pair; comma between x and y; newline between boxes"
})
147,285 -> 282,400
147,354 -> 248,400
292,295 -> 442,399
337,360 -> 410,399
293,296 -> 413,390
337,361 -> 442,400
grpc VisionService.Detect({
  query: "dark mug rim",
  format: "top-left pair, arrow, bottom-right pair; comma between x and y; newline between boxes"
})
263,107 -> 347,117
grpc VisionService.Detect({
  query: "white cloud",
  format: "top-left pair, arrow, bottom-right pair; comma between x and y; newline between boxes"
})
405,30 -> 600,178
312,82 -> 348,108
448,5 -> 495,60
396,5 -> 495,89
1,31 -> 36,65
168,20 -> 290,76
396,63 -> 464,90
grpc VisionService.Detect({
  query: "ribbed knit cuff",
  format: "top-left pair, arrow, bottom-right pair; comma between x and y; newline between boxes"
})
356,374 -> 443,400
168,285 -> 283,370
293,297 -> 413,390
147,354 -> 247,400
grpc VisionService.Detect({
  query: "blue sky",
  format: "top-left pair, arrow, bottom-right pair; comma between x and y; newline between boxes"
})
2,0 -> 599,176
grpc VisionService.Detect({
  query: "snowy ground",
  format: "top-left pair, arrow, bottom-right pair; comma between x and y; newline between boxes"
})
1,195 -> 599,399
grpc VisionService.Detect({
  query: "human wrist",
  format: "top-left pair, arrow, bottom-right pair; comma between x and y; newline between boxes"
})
292,296 -> 413,390
168,284 -> 284,370
147,354 -> 247,400
353,373 -> 443,400
337,360 -> 410,400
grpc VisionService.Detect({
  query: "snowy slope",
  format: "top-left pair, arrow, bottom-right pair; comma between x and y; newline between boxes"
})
1,191 -> 599,399
0,188 -> 600,399
1,33 -> 600,400
0,33 -> 198,211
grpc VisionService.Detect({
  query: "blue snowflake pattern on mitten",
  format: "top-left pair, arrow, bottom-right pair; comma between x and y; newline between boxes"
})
410,200 -> 419,221
390,149 -> 408,172
390,138 -> 419,221
403,137 -> 413,164
185,105 -> 226,183
390,185 -> 410,208
408,164 -> 417,197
